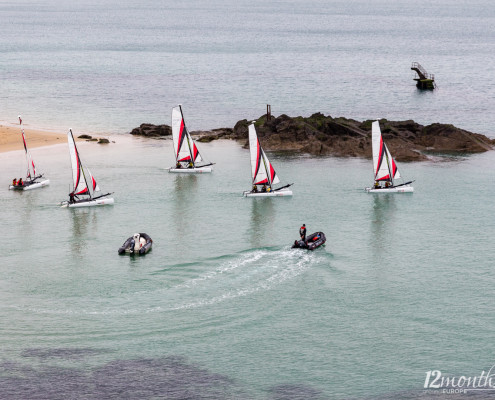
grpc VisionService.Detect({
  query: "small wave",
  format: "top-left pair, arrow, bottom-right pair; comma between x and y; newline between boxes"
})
18,247 -> 324,316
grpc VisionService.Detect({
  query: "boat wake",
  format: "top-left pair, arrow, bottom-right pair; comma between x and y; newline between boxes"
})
21,247 -> 326,316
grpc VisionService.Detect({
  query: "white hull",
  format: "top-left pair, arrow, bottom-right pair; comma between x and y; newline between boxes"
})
243,188 -> 293,197
169,167 -> 212,174
9,179 -> 50,191
365,186 -> 414,193
61,197 -> 115,208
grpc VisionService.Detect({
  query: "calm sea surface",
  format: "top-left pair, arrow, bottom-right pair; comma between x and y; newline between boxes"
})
1,0 -> 495,136
1,1 -> 495,399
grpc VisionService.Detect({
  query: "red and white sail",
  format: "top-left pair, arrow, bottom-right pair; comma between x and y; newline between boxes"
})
248,123 -> 280,186
18,115 -> 36,179
372,120 -> 400,182
87,168 -> 100,192
171,105 -> 203,164
67,129 -> 90,196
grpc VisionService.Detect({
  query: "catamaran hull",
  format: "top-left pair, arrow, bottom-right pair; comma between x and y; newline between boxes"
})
365,186 -> 414,193
169,167 -> 212,173
243,188 -> 293,197
61,197 -> 115,208
9,179 -> 50,191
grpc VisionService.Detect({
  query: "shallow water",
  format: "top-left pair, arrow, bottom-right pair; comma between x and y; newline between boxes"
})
1,136 -> 494,398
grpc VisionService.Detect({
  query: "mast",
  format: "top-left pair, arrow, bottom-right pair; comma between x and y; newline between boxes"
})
18,115 -> 36,180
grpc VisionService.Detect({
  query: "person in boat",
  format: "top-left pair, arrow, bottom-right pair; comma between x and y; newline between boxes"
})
12,178 -> 17,186
252,185 -> 258,193
385,181 -> 391,188
18,178 -> 23,186
261,185 -> 267,192
69,191 -> 75,204
374,181 -> 380,189
266,186 -> 271,192
187,161 -> 194,168
300,224 -> 306,242
176,162 -> 182,169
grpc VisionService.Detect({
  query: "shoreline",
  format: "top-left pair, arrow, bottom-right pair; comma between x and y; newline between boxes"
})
0,124 -> 67,153
0,124 -> 117,154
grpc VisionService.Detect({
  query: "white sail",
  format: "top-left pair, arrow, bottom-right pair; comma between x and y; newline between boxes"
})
384,143 -> 400,180
248,123 -> 279,185
372,121 -> 391,182
372,120 -> 402,183
171,105 -> 203,164
67,130 -> 90,196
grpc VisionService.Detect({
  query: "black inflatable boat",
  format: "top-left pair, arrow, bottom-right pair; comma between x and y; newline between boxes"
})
118,233 -> 153,255
292,231 -> 326,250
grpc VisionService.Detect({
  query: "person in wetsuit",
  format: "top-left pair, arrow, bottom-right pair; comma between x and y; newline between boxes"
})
299,224 -> 306,242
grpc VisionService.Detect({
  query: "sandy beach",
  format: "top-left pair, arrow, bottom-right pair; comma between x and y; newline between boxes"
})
0,124 -> 66,153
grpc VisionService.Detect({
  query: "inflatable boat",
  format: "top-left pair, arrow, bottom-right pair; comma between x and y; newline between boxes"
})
292,232 -> 326,250
118,233 -> 153,255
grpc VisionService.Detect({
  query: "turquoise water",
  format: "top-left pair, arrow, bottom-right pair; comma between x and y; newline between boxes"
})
2,0 -> 495,398
1,136 -> 495,398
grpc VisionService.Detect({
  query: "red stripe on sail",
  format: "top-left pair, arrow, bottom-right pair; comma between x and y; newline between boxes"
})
193,143 -> 199,161
253,140 -> 261,183
75,155 -> 81,189
269,163 -> 276,183
178,155 -> 191,162
22,135 -> 28,153
76,187 -> 88,195
376,137 -> 384,176
32,160 -> 36,175
255,178 -> 268,185
92,176 -> 97,191
376,175 -> 390,181
177,119 -> 185,158
391,158 -> 398,177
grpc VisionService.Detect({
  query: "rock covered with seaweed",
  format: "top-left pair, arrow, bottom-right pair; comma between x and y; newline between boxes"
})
130,114 -> 494,161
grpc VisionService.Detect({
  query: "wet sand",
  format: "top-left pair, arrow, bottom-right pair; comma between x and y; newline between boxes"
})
0,124 -> 66,153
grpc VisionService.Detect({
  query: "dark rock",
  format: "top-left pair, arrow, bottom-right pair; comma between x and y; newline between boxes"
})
78,134 -> 92,139
130,123 -> 171,138
98,138 -> 110,144
130,115 -> 494,161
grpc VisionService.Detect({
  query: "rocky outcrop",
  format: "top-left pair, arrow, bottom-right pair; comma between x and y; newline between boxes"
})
130,114 -> 494,161
130,123 -> 171,138
226,114 -> 494,161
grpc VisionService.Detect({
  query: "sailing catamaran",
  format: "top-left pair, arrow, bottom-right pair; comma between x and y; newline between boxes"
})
365,120 -> 414,193
60,129 -> 114,208
243,122 -> 293,197
168,105 -> 213,173
9,116 -> 50,191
